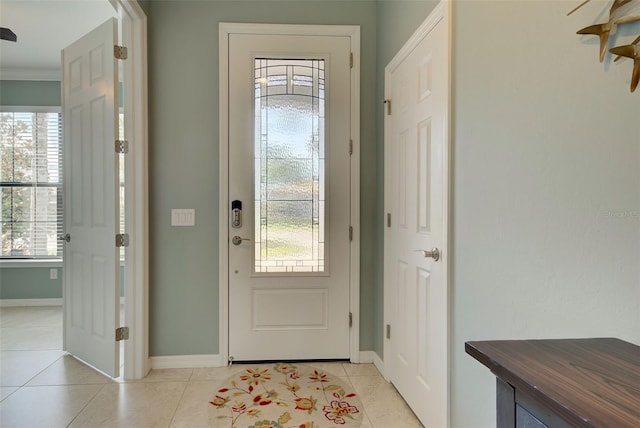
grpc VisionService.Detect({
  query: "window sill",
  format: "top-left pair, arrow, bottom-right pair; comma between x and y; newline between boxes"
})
0,259 -> 63,268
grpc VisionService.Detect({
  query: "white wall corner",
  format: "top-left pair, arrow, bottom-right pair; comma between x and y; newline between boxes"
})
359,350 -> 385,377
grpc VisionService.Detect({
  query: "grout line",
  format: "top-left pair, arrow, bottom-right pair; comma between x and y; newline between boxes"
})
65,383 -> 107,428
18,351 -> 65,388
0,386 -> 20,403
167,381 -> 190,427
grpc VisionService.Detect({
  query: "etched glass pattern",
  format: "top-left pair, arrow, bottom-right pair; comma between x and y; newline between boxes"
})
254,59 -> 325,273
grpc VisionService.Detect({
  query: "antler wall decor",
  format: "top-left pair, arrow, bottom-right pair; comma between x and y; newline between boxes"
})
570,0 -> 640,92
610,36 -> 640,91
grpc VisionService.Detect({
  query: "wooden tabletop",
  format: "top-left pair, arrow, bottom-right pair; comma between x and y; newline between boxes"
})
465,338 -> 640,428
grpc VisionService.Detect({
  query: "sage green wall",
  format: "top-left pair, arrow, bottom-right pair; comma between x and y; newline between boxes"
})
0,268 -> 62,299
0,267 -> 125,300
374,0 -> 439,359
146,0 -> 377,356
0,80 -> 61,106
0,80 -> 125,108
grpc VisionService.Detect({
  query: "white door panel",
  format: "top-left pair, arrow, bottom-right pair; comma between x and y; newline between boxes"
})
227,32 -> 352,361
62,18 -> 120,377
385,5 -> 449,427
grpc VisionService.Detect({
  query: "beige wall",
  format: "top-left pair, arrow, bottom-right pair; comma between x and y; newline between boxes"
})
451,1 -> 640,426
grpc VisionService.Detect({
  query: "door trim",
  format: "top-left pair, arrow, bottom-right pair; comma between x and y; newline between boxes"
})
113,0 -> 149,380
219,23 -> 361,364
383,0 -> 451,421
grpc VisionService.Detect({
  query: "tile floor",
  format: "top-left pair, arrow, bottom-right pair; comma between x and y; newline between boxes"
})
0,306 -> 423,427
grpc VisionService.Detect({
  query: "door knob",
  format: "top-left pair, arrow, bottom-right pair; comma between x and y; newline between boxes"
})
415,247 -> 440,261
232,236 -> 251,246
59,233 -> 71,243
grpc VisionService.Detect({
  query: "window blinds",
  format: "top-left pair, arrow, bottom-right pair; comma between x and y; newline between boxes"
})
0,111 -> 63,258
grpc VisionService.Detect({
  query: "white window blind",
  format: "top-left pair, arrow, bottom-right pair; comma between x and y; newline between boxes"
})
1,111 -> 63,258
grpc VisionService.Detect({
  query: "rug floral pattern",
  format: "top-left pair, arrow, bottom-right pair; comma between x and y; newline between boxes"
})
209,363 -> 362,428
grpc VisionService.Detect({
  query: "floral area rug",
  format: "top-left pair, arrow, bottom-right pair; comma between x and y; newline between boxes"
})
209,363 -> 363,428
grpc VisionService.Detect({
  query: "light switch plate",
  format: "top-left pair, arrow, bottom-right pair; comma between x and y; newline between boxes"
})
171,209 -> 195,226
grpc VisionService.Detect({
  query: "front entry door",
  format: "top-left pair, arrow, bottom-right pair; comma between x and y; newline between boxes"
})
227,28 -> 354,361
384,4 -> 450,427
62,18 -> 121,377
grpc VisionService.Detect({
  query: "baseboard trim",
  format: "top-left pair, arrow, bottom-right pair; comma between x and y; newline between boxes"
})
150,352 -> 384,372
150,354 -> 226,369
359,350 -> 384,376
0,298 -> 62,307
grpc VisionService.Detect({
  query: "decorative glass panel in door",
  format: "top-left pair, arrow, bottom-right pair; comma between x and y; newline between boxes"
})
254,59 -> 325,273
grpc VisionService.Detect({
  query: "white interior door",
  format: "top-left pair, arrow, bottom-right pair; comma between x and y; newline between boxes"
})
384,4 -> 449,427
62,18 -> 120,377
227,30 -> 353,361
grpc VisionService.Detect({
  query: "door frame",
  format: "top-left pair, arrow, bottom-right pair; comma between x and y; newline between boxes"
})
219,23 -> 361,364
108,0 -> 149,379
383,0 -> 451,419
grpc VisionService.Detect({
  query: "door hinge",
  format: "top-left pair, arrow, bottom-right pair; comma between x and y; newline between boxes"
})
349,226 -> 353,241
349,139 -> 353,155
387,213 -> 391,228
349,312 -> 353,328
115,326 -> 129,341
350,52 -> 353,69
114,45 -> 128,60
116,233 -> 129,247
386,324 -> 391,339
115,140 -> 129,154
384,99 -> 392,115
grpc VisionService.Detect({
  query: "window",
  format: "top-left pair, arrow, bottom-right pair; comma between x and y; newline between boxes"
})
253,58 -> 326,273
1,110 -> 62,259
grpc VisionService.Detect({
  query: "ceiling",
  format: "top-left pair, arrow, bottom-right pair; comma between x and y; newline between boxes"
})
0,0 -> 118,80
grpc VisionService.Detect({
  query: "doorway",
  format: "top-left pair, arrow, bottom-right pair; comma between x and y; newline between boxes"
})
219,23 -> 361,363
60,0 -> 148,380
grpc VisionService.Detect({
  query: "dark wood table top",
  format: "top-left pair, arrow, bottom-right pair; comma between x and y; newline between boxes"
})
465,338 -> 640,428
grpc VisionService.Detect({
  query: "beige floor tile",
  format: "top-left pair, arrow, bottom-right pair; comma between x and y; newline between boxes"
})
337,375 -> 356,390
170,380 -> 225,427
359,410 -> 374,428
0,306 -> 62,328
1,325 -> 62,351
304,361 -> 348,377
343,363 -> 381,377
26,355 -> 114,386
349,375 -> 423,428
0,350 -> 64,386
129,368 -> 194,383
190,363 -> 272,382
0,386 -> 18,402
190,366 -> 236,381
0,384 -> 102,428
0,308 -> 423,427
69,381 -> 187,427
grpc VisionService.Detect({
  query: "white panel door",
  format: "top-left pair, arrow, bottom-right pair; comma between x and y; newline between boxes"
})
62,18 -> 120,377
227,31 -> 352,361
385,6 -> 449,427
